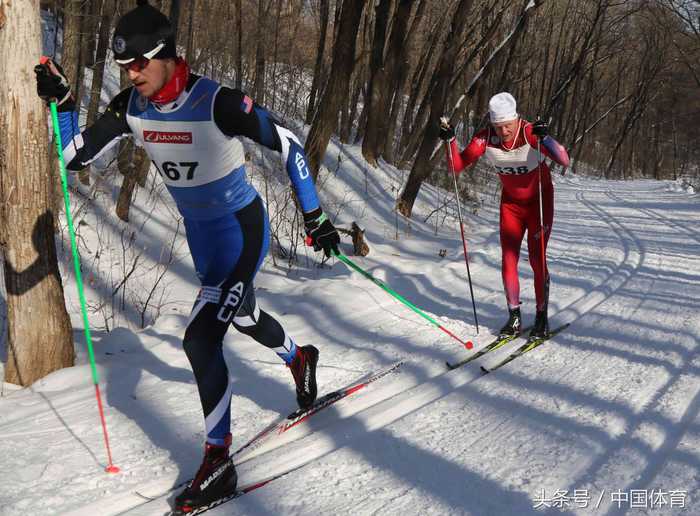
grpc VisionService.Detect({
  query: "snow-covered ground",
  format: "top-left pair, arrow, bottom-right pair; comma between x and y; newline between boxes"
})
1,132 -> 699,516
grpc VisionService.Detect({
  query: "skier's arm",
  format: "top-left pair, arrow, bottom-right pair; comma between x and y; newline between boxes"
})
59,89 -> 133,171
525,122 -> 570,167
213,87 -> 320,213
214,87 -> 339,257
540,136 -> 569,167
446,133 -> 487,174
35,58 -> 133,171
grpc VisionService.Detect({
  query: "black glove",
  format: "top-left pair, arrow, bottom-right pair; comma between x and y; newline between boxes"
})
304,208 -> 340,258
532,119 -> 549,138
438,117 -> 455,142
34,58 -> 74,110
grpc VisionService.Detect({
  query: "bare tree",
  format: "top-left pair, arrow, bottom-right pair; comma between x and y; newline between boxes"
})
252,0 -> 267,103
116,65 -> 150,222
169,0 -> 182,43
305,0 -> 368,179
59,0 -> 93,185
658,0 -> 700,86
397,0 -> 475,217
305,0 -> 330,124
85,0 -> 115,126
360,0 -> 393,166
0,0 -> 74,386
185,0 -> 196,64
604,11 -> 670,178
235,0 -> 243,89
59,0 -> 86,100
384,0 -> 427,164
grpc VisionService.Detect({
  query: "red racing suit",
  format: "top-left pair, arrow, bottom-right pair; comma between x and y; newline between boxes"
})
446,120 -> 570,311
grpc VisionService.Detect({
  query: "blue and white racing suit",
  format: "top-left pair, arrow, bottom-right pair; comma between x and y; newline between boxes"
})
57,72 -> 321,445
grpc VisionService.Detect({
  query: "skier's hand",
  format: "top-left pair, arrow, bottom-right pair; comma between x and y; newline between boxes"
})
34,57 -> 73,110
439,117 -> 455,142
532,119 -> 549,138
304,208 -> 340,258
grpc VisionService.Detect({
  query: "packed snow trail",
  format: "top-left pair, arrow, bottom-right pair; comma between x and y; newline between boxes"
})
1,172 -> 698,516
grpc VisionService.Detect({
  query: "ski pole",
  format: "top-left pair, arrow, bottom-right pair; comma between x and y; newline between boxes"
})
444,131 -> 480,334
535,119 -> 548,308
48,99 -> 119,474
333,251 -> 473,349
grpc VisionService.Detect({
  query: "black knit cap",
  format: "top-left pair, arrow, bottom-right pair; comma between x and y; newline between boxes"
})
112,0 -> 176,63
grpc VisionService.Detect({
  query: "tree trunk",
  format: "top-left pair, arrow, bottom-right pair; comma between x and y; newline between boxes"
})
284,1 -> 303,116
363,0 -> 414,164
397,17 -> 445,154
384,0 -> 426,163
116,68 -> 149,221
360,0 -> 392,166
340,74 -> 363,143
305,0 -> 329,124
235,0 -> 242,89
252,0 -> 266,103
86,0 -> 115,127
116,146 -> 150,222
398,84 -> 433,166
270,0 -> 282,110
398,0 -> 474,217
185,0 -> 196,64
83,0 -> 101,68
304,0 -> 367,180
351,222 -> 369,256
60,0 -> 91,185
60,0 -> 84,99
352,85 -> 368,145
169,0 -> 181,43
0,0 -> 74,386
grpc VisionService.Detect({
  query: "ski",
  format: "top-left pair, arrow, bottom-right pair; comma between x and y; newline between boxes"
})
480,323 -> 570,374
134,479 -> 191,503
446,327 -> 532,370
232,360 -> 405,459
167,471 -> 294,516
125,361 -> 405,513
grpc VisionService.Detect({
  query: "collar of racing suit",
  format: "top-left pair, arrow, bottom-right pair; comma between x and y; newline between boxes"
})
150,58 -> 189,105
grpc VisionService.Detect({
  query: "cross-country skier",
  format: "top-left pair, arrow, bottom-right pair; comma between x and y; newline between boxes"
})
439,92 -> 570,341
34,1 -> 340,512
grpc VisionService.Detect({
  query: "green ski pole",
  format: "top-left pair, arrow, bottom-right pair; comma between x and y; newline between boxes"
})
48,97 -> 119,474
334,252 -> 473,350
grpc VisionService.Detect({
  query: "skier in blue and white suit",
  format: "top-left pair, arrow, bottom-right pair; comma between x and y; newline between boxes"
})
35,1 -> 338,511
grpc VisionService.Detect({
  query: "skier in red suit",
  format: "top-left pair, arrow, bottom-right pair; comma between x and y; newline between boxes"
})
439,92 -> 570,340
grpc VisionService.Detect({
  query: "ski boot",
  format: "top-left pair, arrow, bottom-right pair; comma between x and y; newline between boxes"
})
288,345 -> 319,410
529,309 -> 550,341
498,307 -> 522,338
174,434 -> 238,514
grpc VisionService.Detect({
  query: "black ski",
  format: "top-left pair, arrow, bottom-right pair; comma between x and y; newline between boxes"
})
446,327 -> 532,370
480,323 -> 570,374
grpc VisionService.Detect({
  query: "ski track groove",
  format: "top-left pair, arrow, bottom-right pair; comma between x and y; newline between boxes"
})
604,190 -> 700,242
5,179 -> 698,516
263,186 -> 659,513
209,182 -> 689,516
456,182 -> 691,506
562,185 -> 700,511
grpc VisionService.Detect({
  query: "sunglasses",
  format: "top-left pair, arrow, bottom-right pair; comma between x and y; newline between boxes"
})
118,56 -> 150,73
